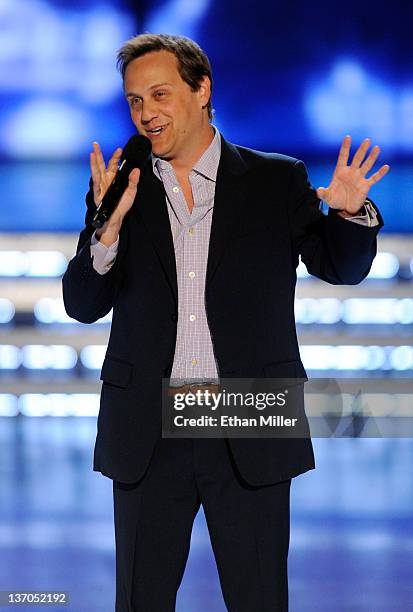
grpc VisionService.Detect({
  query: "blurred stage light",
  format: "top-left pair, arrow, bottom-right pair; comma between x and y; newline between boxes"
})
389,346 -> 413,371
365,346 -> 387,370
1,1 -> 134,158
0,345 -> 21,369
343,299 -> 413,324
70,394 -> 100,417
305,60 -> 395,146
367,253 -> 400,279
34,298 -> 112,324
295,298 -> 413,325
298,253 -> 400,280
0,394 -> 19,417
0,298 -> 15,323
335,346 -> 371,370
300,345 -> 412,371
21,345 -> 78,369
18,394 -> 99,417
300,345 -> 337,370
25,251 -> 68,277
295,298 -> 342,324
147,0 -> 210,38
316,299 -> 343,324
5,99 -> 91,158
34,298 -> 72,324
396,299 -> 413,324
80,345 -> 106,370
0,251 -> 27,276
0,251 -> 67,277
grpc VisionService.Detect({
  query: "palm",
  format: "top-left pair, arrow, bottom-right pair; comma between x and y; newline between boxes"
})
89,141 -> 141,236
317,136 -> 390,215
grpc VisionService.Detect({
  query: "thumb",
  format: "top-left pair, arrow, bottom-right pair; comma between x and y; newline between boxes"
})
119,168 -> 141,211
128,167 -> 141,187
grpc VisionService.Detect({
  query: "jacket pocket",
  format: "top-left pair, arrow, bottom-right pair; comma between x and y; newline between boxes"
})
100,355 -> 133,388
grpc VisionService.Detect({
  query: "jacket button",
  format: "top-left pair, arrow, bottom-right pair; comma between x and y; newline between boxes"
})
171,313 -> 177,322
164,367 -> 172,376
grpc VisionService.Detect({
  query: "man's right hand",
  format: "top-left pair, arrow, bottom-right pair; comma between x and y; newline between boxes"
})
90,141 -> 141,247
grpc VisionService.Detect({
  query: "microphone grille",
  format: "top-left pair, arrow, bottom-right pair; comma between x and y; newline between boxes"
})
122,135 -> 152,166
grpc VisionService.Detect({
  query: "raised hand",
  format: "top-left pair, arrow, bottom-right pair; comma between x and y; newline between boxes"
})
90,142 -> 140,245
316,136 -> 390,215
90,141 -> 123,206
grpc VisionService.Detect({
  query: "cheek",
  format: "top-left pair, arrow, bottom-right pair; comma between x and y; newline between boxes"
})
161,103 -> 175,120
129,109 -> 140,125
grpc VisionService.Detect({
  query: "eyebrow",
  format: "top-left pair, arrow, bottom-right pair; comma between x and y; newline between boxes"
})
125,83 -> 172,97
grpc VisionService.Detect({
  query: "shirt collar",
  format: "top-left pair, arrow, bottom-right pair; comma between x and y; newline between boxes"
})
151,126 -> 221,182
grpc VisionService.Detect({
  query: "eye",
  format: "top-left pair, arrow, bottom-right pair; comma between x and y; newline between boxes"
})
155,91 -> 167,99
129,97 -> 142,109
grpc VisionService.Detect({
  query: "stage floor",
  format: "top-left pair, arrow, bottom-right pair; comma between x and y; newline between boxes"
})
0,417 -> 412,611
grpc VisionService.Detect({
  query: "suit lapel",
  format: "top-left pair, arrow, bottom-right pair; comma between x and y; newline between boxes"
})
136,164 -> 178,303
206,136 -> 248,287
134,136 -> 249,303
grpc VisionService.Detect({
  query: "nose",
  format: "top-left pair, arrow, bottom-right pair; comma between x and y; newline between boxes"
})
141,100 -> 159,125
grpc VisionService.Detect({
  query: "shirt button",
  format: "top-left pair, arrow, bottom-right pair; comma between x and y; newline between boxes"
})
189,314 -> 196,322
172,186 -> 180,193
191,359 -> 198,366
188,271 -> 195,279
188,227 -> 194,235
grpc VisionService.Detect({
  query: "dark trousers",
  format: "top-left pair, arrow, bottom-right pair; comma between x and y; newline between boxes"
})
113,437 -> 291,611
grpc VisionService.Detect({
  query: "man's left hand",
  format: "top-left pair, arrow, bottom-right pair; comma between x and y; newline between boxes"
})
316,135 -> 390,215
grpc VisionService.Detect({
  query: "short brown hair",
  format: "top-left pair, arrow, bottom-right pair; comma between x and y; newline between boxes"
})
117,33 -> 214,121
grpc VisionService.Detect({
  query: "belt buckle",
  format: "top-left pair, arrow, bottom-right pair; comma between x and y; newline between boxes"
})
189,382 -> 207,392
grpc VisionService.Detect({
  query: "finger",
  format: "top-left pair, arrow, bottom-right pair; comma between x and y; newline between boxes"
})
316,187 -> 327,200
360,145 -> 380,175
367,164 -> 390,186
107,147 -> 123,176
117,168 -> 141,215
90,151 -> 102,204
350,138 -> 371,168
335,135 -> 351,167
90,151 -> 99,182
93,141 -> 107,177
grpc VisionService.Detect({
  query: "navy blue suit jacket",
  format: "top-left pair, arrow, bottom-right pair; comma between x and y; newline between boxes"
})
62,136 -> 383,485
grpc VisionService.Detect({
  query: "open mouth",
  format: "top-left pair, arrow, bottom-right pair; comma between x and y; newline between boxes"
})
146,125 -> 168,137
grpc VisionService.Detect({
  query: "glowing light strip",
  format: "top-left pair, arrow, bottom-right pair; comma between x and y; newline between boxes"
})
0,251 -> 68,277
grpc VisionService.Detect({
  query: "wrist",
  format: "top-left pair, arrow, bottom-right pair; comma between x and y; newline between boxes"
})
337,204 -> 366,219
95,221 -> 121,246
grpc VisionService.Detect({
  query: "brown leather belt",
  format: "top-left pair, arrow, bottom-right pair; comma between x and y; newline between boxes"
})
168,383 -> 220,397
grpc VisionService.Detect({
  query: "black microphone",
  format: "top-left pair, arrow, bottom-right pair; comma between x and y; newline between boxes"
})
92,135 -> 152,229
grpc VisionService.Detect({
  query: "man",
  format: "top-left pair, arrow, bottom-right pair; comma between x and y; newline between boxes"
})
62,34 -> 389,611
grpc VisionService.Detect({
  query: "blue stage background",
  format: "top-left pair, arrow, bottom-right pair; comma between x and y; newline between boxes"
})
1,3 -> 412,612
0,0 -> 412,231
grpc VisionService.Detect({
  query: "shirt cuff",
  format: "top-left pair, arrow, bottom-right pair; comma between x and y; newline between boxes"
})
341,201 -> 379,227
90,231 -> 119,275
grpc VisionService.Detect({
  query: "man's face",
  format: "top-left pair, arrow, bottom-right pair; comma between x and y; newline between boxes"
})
124,50 -> 210,162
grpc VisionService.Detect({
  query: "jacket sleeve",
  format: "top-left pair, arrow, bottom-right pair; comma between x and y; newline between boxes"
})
288,160 -> 384,285
62,181 -> 128,323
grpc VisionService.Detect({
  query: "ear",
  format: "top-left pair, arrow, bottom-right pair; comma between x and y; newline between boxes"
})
198,76 -> 211,110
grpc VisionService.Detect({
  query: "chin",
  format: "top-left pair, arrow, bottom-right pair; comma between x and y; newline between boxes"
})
153,146 -> 173,160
